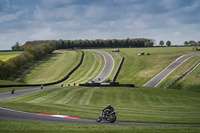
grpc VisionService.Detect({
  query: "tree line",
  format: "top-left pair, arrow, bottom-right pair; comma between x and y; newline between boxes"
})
183,40 -> 200,46
159,40 -> 171,47
0,43 -> 54,80
159,40 -> 200,47
25,38 -> 154,49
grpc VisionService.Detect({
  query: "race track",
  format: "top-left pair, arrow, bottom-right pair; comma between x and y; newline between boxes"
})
144,53 -> 200,87
1,108 -> 199,127
0,51 -> 200,127
90,50 -> 114,83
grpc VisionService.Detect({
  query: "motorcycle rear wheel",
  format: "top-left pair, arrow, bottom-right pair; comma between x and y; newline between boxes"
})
108,114 -> 116,123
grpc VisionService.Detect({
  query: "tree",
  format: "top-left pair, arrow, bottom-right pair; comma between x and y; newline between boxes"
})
11,42 -> 23,51
144,42 -> 153,47
184,41 -> 189,46
197,41 -> 200,46
189,40 -> 197,46
159,40 -> 164,46
166,41 -> 171,47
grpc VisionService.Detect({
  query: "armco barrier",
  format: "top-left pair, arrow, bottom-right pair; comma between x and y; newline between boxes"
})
0,51 -> 85,88
79,82 -> 134,87
166,60 -> 200,89
112,57 -> 124,82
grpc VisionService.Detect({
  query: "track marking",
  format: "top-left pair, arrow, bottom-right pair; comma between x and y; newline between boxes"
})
36,113 -> 80,119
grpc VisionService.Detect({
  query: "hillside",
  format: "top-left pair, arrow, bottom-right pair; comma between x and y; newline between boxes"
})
20,50 -> 82,84
0,86 -> 199,124
103,47 -> 200,89
0,47 -> 200,133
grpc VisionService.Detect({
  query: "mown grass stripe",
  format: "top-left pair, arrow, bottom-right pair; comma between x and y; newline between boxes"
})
67,88 -> 88,105
74,51 -> 98,83
64,50 -> 104,84
27,88 -> 64,104
21,50 -> 80,84
78,88 -> 96,105
87,52 -> 104,80
55,88 -> 84,104
63,51 -> 94,84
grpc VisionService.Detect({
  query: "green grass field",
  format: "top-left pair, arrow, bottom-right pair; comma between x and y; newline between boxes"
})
0,51 -> 22,61
21,50 -> 82,84
1,119 -> 200,133
0,86 -> 199,124
157,55 -> 200,91
103,47 -> 200,87
20,50 -> 104,85
62,50 -> 105,85
0,47 -> 200,132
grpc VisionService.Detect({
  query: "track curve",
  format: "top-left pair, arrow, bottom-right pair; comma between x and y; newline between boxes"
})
1,108 -> 199,127
144,53 -> 200,87
90,50 -> 114,83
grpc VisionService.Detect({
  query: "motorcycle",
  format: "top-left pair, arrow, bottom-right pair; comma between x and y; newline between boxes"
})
96,110 -> 117,123
11,88 -> 15,94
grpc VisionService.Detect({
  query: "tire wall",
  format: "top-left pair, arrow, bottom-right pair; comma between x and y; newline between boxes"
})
112,57 -> 124,82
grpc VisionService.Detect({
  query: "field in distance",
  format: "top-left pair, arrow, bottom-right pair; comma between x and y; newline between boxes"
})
0,51 -> 22,61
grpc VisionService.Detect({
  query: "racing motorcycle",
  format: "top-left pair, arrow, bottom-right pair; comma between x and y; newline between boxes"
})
96,110 -> 117,123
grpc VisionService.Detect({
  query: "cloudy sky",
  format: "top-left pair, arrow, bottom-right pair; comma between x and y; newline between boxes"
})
0,0 -> 200,50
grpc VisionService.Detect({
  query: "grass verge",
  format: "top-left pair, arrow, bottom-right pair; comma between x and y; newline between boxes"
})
0,119 -> 200,133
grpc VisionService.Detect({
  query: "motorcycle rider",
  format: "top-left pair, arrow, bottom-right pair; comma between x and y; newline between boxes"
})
102,104 -> 115,118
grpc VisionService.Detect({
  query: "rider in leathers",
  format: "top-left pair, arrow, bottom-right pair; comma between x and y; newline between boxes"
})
102,104 -> 115,118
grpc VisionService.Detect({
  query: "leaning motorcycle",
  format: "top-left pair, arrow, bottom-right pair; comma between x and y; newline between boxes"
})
96,110 -> 117,123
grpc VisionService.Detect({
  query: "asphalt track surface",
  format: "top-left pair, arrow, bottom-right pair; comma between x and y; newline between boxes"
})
144,53 -> 200,87
1,51 -> 200,126
0,86 -> 57,101
90,50 -> 114,83
1,108 -> 200,127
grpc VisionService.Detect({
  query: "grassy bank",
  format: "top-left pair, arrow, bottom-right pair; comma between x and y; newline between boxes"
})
102,47 -> 200,87
21,50 -> 81,84
157,55 -> 200,91
62,50 -> 105,85
0,86 -> 199,124
1,119 -> 200,133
